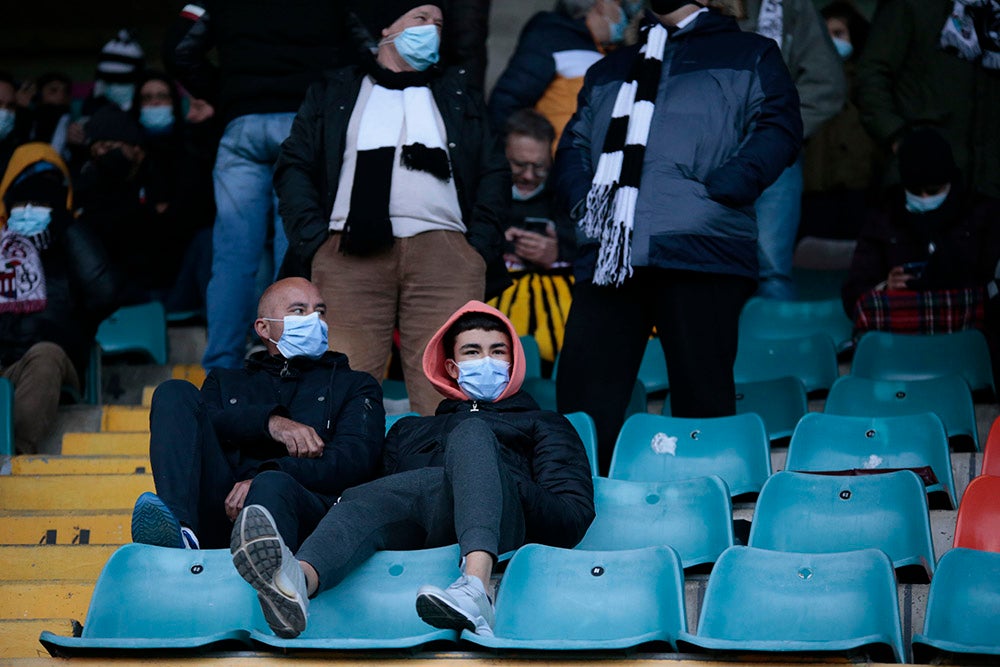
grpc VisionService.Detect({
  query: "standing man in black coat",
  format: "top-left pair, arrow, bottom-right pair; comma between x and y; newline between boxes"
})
131,277 -> 385,551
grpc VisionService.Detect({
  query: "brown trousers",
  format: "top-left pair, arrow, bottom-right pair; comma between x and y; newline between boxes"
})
2,342 -> 79,454
311,230 -> 485,415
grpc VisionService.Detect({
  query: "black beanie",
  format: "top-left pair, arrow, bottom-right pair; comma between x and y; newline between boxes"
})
898,128 -> 957,191
86,105 -> 144,146
4,167 -> 67,210
353,1 -> 444,41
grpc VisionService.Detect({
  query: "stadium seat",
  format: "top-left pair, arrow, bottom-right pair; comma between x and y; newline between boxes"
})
463,544 -> 686,650
739,297 -> 853,351
982,416 -> 1000,476
39,545 -> 257,655
676,546 -> 905,663
95,302 -> 169,365
253,545 -> 461,649
734,333 -> 839,393
824,375 -> 980,451
748,470 -> 936,582
786,412 -> 957,509
385,412 -> 419,433
790,267 -> 850,302
519,335 -> 542,379
953,474 -> 1000,553
575,476 -> 734,568
0,377 -> 12,457
912,547 -> 1000,662
663,376 -> 807,441
609,413 -> 771,497
851,330 -> 995,395
637,337 -> 669,393
564,412 -> 598,477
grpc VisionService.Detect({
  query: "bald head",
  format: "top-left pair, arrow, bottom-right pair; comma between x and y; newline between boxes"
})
254,278 -> 328,355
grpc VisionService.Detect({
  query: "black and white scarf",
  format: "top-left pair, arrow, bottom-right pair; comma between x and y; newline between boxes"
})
756,0 -> 784,49
940,0 -> 1000,71
580,23 -> 668,286
0,227 -> 47,314
342,67 -> 452,255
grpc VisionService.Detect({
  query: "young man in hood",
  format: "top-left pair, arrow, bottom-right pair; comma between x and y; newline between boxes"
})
230,301 -> 595,639
131,277 -> 385,550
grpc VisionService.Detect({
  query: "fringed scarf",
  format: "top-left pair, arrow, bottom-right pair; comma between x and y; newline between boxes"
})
580,22 -> 668,286
756,0 -> 784,48
940,0 -> 1000,70
0,228 -> 47,314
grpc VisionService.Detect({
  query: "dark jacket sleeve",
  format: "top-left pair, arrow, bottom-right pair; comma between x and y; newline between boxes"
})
781,0 -> 846,138
487,15 -> 558,134
202,371 -> 284,450
443,0 -> 492,90
518,412 -> 595,548
552,66 -> 599,222
64,220 -> 122,320
841,213 -> 891,316
267,373 -> 386,495
854,0 -> 910,146
162,2 -> 221,106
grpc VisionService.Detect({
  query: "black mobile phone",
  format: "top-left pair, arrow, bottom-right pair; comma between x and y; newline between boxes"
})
901,261 -> 927,279
520,217 -> 553,234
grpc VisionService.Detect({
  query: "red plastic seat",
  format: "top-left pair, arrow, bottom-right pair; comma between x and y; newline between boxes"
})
953,475 -> 1000,552
983,417 -> 1000,476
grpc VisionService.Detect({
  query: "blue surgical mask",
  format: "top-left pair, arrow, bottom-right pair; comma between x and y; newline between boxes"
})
512,182 -> 545,202
455,356 -> 510,402
905,187 -> 949,214
104,83 -> 135,110
263,311 -> 329,359
393,24 -> 440,71
624,0 -> 645,19
608,6 -> 629,44
7,204 -> 53,236
139,105 -> 175,134
0,109 -> 14,141
832,37 -> 853,60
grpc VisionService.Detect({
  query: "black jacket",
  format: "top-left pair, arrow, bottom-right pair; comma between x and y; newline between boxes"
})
382,391 -> 595,549
273,64 -> 512,298
203,350 -> 385,499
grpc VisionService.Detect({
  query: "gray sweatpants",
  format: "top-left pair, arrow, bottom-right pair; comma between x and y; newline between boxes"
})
296,418 -> 526,594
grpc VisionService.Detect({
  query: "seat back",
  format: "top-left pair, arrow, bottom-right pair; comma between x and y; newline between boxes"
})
253,545 -> 461,649
385,411 -> 419,433
824,375 -> 979,450
519,335 -> 542,379
638,337 -> 669,393
576,476 -> 733,568
468,544 -> 686,650
953,474 -> 1000,552
739,297 -> 853,351
787,412 -> 956,509
564,412 -> 598,477
678,546 -> 904,663
609,413 -> 771,496
912,547 -> 1000,661
983,416 -> 1000,476
749,470 -> 935,582
734,333 -> 839,393
0,377 -> 12,456
96,302 -> 169,365
852,330 -> 994,394
790,267 -> 850,301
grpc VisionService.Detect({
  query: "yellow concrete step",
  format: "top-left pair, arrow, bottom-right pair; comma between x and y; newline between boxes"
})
0,546 -> 116,581
11,456 -> 151,476
0,511 -> 131,545
0,475 -> 153,511
0,619 -> 78,659
61,432 -> 147,457
0,581 -> 93,621
100,406 -> 150,433
141,385 -> 155,407
172,363 -> 207,387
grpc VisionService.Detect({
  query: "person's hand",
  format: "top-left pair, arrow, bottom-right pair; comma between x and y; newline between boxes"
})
15,81 -> 35,108
508,226 -> 559,269
66,121 -> 86,146
225,479 -> 253,521
268,414 -> 324,458
887,266 -> 916,290
186,98 -> 215,124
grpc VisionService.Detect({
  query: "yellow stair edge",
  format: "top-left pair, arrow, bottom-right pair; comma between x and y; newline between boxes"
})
172,363 -> 206,387
141,385 -> 155,407
10,456 -> 151,476
0,475 -> 154,511
0,618 -> 78,660
61,432 -> 148,457
0,580 -> 93,621
0,510 -> 131,545
0,546 -> 117,581
100,406 -> 150,433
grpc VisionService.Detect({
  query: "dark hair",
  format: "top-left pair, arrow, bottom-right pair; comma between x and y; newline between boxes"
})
0,71 -> 15,89
36,71 -> 72,90
821,0 -> 869,57
442,312 -> 509,359
505,108 -> 556,145
130,69 -> 184,136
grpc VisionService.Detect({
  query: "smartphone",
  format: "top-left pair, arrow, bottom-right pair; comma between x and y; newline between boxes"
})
520,217 -> 553,235
901,261 -> 927,279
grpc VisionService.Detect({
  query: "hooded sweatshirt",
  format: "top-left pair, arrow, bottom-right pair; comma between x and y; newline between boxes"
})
383,300 -> 595,549
0,143 -> 73,225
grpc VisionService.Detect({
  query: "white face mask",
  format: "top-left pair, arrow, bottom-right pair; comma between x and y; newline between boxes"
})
261,311 -> 329,359
455,356 -> 510,402
905,185 -> 950,214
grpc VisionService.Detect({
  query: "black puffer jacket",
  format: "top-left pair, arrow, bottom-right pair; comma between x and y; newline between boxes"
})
203,350 -> 385,498
382,391 -> 595,549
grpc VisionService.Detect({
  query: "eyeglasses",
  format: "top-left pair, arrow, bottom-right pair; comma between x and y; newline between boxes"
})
509,159 -> 550,177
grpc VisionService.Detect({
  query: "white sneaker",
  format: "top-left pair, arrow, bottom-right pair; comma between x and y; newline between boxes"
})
230,505 -> 308,638
416,574 -> 495,637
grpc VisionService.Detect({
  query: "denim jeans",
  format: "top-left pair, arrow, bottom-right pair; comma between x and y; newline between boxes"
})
202,112 -> 295,371
755,155 -> 804,300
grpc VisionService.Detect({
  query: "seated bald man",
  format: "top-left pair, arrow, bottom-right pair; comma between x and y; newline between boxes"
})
131,277 -> 386,550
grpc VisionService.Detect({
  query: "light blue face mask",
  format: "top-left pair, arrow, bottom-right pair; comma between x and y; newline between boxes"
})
905,188 -> 949,214
263,311 -> 329,359
393,24 -> 441,71
139,105 -> 175,134
624,0 -> 645,18
608,6 -> 629,44
456,356 -> 510,402
104,83 -> 135,110
7,204 -> 53,236
832,37 -> 853,60
0,109 -> 14,141
512,182 -> 545,202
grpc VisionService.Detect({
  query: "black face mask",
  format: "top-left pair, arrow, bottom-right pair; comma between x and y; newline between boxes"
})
650,0 -> 701,14
94,147 -> 135,182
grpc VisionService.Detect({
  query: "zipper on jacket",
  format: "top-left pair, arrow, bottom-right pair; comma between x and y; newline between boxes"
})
470,400 -> 479,412
280,360 -> 290,378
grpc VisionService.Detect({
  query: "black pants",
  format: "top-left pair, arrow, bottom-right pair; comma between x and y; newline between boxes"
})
556,268 -> 756,474
296,418 -> 525,594
149,379 -> 329,549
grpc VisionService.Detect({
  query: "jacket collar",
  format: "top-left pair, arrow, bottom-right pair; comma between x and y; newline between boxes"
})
244,350 -> 345,376
433,390 -> 541,415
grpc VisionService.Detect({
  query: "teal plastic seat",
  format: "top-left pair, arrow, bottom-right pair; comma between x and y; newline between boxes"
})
254,544 -> 461,649
912,547 -> 1000,661
638,337 -> 669,393
0,376 -> 13,456
824,375 -> 979,451
791,267 -> 850,301
662,376 -> 807,441
677,546 -> 905,663
39,545 -> 258,655
739,297 -> 854,352
519,335 -> 542,379
381,379 -> 408,401
575,476 -> 734,568
786,412 -> 957,509
463,544 -> 686,650
385,411 -> 419,433
852,330 -> 995,395
96,302 -> 169,365
609,413 -> 771,497
748,470 -> 936,583
564,412 -> 598,477
734,333 -> 839,393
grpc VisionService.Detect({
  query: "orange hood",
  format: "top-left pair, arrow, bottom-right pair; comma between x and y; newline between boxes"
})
422,300 -> 526,402
0,142 -> 74,225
